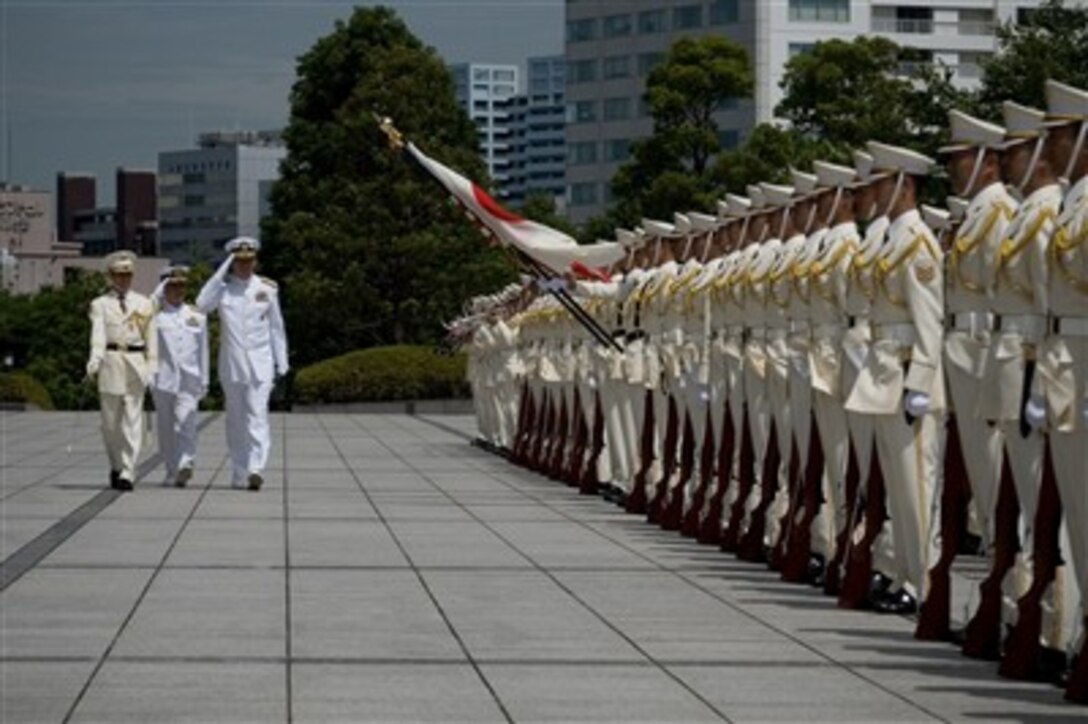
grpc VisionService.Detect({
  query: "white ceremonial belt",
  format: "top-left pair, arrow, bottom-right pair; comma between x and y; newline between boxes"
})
993,313 -> 1046,338
1052,316 -> 1088,337
811,322 -> 845,337
766,327 -> 789,340
846,314 -> 869,328
947,310 -> 994,334
872,322 -> 916,346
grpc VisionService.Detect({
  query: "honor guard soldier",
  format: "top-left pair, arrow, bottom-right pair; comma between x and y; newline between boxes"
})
846,141 -> 944,615
86,251 -> 158,491
1039,79 -> 1088,704
151,265 -> 209,487
196,237 -> 289,491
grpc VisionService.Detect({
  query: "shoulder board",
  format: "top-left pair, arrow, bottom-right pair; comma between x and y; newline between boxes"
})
259,276 -> 278,289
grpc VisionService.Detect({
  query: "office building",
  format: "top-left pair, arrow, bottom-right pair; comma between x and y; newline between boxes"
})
157,130 -> 286,264
451,62 -> 521,195
56,172 -> 96,242
563,0 -> 1050,223
505,55 -> 568,208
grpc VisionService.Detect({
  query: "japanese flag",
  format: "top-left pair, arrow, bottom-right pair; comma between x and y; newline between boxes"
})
406,142 -> 623,275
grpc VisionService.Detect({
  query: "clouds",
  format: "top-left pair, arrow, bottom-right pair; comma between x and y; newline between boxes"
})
2,0 -> 562,200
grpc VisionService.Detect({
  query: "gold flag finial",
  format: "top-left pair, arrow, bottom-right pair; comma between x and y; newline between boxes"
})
376,115 -> 404,151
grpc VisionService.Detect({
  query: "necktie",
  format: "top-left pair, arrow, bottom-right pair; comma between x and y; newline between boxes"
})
118,292 -> 127,314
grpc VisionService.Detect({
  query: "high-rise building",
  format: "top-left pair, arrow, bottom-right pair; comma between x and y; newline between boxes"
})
116,168 -> 157,254
157,130 -> 286,264
55,172 -> 96,242
450,62 -> 521,194
505,55 -> 567,208
563,0 -> 1051,223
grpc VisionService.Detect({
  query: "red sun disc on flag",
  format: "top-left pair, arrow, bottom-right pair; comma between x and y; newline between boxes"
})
471,183 -> 524,223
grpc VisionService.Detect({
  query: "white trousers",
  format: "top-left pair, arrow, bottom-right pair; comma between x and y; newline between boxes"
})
99,392 -> 146,481
873,411 -> 941,599
223,380 -> 274,483
812,388 -> 849,560
151,389 -> 200,480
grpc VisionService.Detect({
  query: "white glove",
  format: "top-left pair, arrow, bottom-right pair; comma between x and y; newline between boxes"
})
1024,395 -> 1047,429
152,278 -> 167,303
905,390 -> 930,417
85,357 -> 101,378
698,383 -> 711,404
214,253 -> 235,282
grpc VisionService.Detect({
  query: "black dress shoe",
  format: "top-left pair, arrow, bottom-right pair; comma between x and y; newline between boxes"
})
873,589 -> 917,615
948,627 -> 967,646
113,478 -> 134,492
247,473 -> 263,491
868,572 -> 893,605
110,470 -> 120,487
807,554 -> 826,587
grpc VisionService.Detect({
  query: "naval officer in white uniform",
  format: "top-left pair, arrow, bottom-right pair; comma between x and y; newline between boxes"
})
196,237 -> 289,490
151,265 -> 209,487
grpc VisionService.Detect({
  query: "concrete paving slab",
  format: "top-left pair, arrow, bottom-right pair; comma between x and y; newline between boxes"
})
292,663 -> 506,723
291,570 -> 463,661
40,517 -> 185,567
481,663 -> 721,723
423,570 -> 642,663
0,660 -> 98,724
289,519 -> 405,567
0,569 -> 151,657
69,661 -> 286,723
112,568 -> 286,658
386,520 -> 530,569
165,518 -> 284,568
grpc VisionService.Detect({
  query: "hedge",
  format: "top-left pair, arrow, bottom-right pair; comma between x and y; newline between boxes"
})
0,372 -> 55,410
293,345 -> 469,405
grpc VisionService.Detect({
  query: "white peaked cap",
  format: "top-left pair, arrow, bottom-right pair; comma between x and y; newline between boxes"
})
615,228 -> 644,250
641,218 -> 677,238
868,141 -> 936,176
672,212 -> 693,235
947,195 -> 969,221
759,182 -> 795,208
853,150 -> 876,182
1000,100 -> 1056,149
688,212 -> 720,232
726,194 -> 753,217
814,160 -> 858,188
1046,79 -> 1088,120
921,204 -> 951,232
746,185 -> 766,208
716,199 -> 731,219
938,109 -> 1006,155
790,168 -> 819,195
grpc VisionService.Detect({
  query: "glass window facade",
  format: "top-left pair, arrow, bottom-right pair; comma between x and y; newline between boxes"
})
788,0 -> 850,23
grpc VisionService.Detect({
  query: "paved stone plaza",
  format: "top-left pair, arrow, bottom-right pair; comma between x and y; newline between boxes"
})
0,411 -> 1084,722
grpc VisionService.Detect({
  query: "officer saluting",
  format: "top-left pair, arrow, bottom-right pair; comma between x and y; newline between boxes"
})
151,265 -> 209,488
196,237 -> 288,491
86,251 -> 158,491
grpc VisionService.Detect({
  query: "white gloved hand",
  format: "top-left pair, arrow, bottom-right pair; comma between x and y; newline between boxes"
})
214,253 -> 235,281
905,390 -> 931,417
152,278 -> 167,302
85,357 -> 101,378
698,383 -> 711,404
1024,395 -> 1047,429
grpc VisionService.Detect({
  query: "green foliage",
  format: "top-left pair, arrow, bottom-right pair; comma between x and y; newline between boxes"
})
518,193 -> 578,237
0,372 -> 55,410
293,345 -> 468,404
0,271 -> 103,410
978,0 -> 1088,117
262,6 -> 516,369
711,124 -> 845,194
775,36 -> 972,158
609,36 -> 753,221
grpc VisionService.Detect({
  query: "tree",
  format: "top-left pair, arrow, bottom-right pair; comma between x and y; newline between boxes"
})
711,124 -> 843,195
775,36 -> 972,157
978,0 -> 1088,116
262,7 -> 516,369
609,36 -> 753,221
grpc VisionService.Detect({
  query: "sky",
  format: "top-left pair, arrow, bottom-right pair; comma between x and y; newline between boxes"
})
0,0 -> 564,204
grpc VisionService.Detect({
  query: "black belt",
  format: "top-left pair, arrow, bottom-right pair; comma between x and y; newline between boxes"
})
106,343 -> 146,352
626,330 -> 647,342
611,328 -> 627,340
